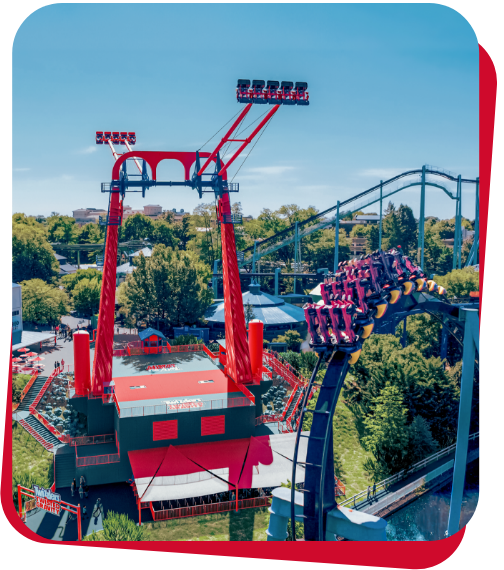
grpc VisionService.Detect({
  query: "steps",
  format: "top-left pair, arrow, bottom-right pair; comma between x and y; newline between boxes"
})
17,376 -> 47,411
285,387 -> 300,418
19,416 -> 61,451
55,447 -> 77,489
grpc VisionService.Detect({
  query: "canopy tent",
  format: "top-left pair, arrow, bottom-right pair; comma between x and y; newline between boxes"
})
128,433 -> 309,503
308,282 -> 323,303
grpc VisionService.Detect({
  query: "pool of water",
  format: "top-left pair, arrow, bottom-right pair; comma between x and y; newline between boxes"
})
386,460 -> 479,541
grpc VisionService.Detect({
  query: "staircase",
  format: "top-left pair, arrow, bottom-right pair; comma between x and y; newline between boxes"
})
19,416 -> 61,452
284,387 -> 300,418
17,376 -> 47,412
55,446 -> 77,489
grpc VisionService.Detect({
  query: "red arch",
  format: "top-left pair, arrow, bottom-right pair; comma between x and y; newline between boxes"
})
111,151 -> 228,181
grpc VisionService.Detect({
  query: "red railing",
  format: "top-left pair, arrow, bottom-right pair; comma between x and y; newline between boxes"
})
263,350 -> 308,389
19,418 -> 54,451
29,367 -> 62,414
255,413 -> 282,425
67,434 -> 115,447
32,410 -> 64,440
118,396 -> 253,418
75,431 -> 120,467
17,372 -> 39,406
149,496 -> 271,521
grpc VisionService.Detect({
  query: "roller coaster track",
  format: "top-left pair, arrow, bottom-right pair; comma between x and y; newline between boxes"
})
288,248 -> 479,541
238,166 -> 479,269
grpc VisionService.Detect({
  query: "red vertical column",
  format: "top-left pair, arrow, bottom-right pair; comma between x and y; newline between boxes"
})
91,190 -> 121,396
73,331 -> 91,396
248,319 -> 264,381
219,193 -> 253,384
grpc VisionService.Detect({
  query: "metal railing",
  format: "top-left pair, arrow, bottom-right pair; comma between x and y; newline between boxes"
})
29,367 -> 62,414
67,434 -> 115,447
76,453 -> 120,467
119,396 -> 253,418
149,496 -> 270,521
16,372 -> 40,406
339,432 -> 479,509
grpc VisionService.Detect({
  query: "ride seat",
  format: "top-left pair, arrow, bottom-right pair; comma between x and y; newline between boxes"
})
252,79 -> 266,103
280,81 -> 295,105
237,79 -> 251,103
295,82 -> 309,106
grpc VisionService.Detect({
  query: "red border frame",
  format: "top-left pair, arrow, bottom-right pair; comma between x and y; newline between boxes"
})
2,45 -> 495,568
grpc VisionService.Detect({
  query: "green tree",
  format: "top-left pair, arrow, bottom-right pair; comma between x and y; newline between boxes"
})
151,219 -> 177,248
272,330 -> 303,352
47,215 -> 79,245
174,215 -> 192,250
244,302 -> 256,325
434,267 -> 479,299
122,245 -> 213,330
405,416 -> 439,466
20,279 -> 70,325
61,268 -> 103,294
123,213 -> 154,241
72,277 -> 102,315
422,226 -> 453,276
12,221 -> 59,283
84,511 -> 145,541
362,384 -> 410,479
395,204 -> 418,256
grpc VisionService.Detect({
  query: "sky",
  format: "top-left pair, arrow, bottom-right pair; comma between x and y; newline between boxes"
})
12,3 -> 479,222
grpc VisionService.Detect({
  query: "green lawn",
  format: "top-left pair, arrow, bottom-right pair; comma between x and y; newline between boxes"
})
142,507 -> 270,541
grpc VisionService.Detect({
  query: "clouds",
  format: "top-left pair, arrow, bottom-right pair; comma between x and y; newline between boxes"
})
77,145 -> 98,155
13,167 -> 31,172
356,168 -> 415,180
245,166 -> 296,176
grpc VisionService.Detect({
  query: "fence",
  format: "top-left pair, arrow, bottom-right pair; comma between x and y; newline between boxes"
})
113,342 -> 218,359
255,413 -> 282,426
29,367 -> 62,414
263,350 -> 309,388
67,434 -> 115,447
118,396 -> 253,418
16,372 -> 39,407
75,432 -> 120,467
149,496 -> 271,521
339,432 -> 480,509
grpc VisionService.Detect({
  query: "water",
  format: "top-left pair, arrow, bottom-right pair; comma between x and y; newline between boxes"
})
386,460 -> 479,541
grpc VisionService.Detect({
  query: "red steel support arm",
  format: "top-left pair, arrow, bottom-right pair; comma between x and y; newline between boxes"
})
217,104 -> 280,176
198,103 -> 253,176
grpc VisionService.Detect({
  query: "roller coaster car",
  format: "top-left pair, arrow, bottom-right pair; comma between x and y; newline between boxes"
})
237,79 -> 251,103
251,79 -> 267,103
266,80 -> 280,104
104,132 -> 112,142
111,132 -> 121,145
295,82 -> 309,105
95,131 -> 104,144
280,81 -> 295,105
118,132 -> 128,145
127,132 -> 136,145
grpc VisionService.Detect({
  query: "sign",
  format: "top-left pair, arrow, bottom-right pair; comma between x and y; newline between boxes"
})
146,364 -> 179,372
33,485 -> 61,516
165,398 -> 203,410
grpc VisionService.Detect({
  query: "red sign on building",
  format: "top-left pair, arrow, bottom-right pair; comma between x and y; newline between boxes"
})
33,485 -> 61,516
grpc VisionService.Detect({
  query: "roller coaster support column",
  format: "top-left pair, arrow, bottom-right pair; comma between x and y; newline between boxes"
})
453,175 -> 462,270
252,241 -> 258,277
333,201 -> 340,273
379,182 -> 383,250
418,166 -> 426,270
440,316 -> 449,361
274,267 -> 280,297
447,308 -> 479,536
212,260 -> 219,296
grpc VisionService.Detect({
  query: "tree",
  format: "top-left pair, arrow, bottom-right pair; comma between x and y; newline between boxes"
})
304,228 -> 350,271
405,416 -> 439,466
151,219 -> 177,248
84,511 -> 145,541
174,215 -> 192,250
20,279 -> 70,325
61,268 -> 103,294
122,245 -> 213,330
47,215 -> 79,244
434,267 -> 479,298
272,330 -> 303,352
422,226 -> 453,276
244,302 -> 256,325
395,204 -> 418,256
362,384 -> 410,479
72,277 -> 102,315
12,221 -> 59,283
123,213 -> 154,241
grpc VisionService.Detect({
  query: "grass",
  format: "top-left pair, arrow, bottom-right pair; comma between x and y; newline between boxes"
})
304,390 -> 373,498
142,507 -> 271,541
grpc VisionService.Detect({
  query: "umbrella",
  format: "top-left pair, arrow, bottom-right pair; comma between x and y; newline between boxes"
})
12,357 -> 23,362
32,356 -> 45,362
17,347 -> 29,353
26,352 -> 38,357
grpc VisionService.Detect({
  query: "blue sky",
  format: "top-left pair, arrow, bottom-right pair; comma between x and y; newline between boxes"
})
12,3 -> 479,221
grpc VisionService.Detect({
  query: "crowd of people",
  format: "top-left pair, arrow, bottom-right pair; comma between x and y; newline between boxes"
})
152,487 -> 273,512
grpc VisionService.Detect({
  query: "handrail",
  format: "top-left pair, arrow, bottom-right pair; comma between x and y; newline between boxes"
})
339,432 -> 480,508
67,433 -> 115,447
17,372 -> 40,406
29,367 -> 61,414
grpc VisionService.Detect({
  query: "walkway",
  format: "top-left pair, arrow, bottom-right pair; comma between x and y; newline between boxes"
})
341,438 -> 479,516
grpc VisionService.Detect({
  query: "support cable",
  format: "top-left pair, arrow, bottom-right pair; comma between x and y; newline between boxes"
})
231,114 -> 276,183
197,109 -> 242,151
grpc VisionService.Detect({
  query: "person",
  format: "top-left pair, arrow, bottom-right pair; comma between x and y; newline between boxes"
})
93,498 -> 103,525
84,484 -> 89,499
80,475 -> 86,487
71,478 -> 77,497
55,325 -> 59,337
79,484 -> 84,499
82,505 -> 88,519
61,358 -> 65,370
54,361 -> 57,370
373,482 -> 377,498
367,486 -> 371,501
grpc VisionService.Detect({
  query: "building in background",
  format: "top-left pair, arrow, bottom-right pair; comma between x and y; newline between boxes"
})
12,284 -> 22,345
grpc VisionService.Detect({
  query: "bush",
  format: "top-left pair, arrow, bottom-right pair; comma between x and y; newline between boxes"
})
170,334 -> 203,346
12,374 -> 32,405
84,511 -> 145,541
272,330 -> 303,353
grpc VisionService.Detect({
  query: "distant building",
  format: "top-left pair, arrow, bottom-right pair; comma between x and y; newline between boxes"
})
55,253 -> 78,276
354,214 -> 380,224
72,207 -> 108,226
